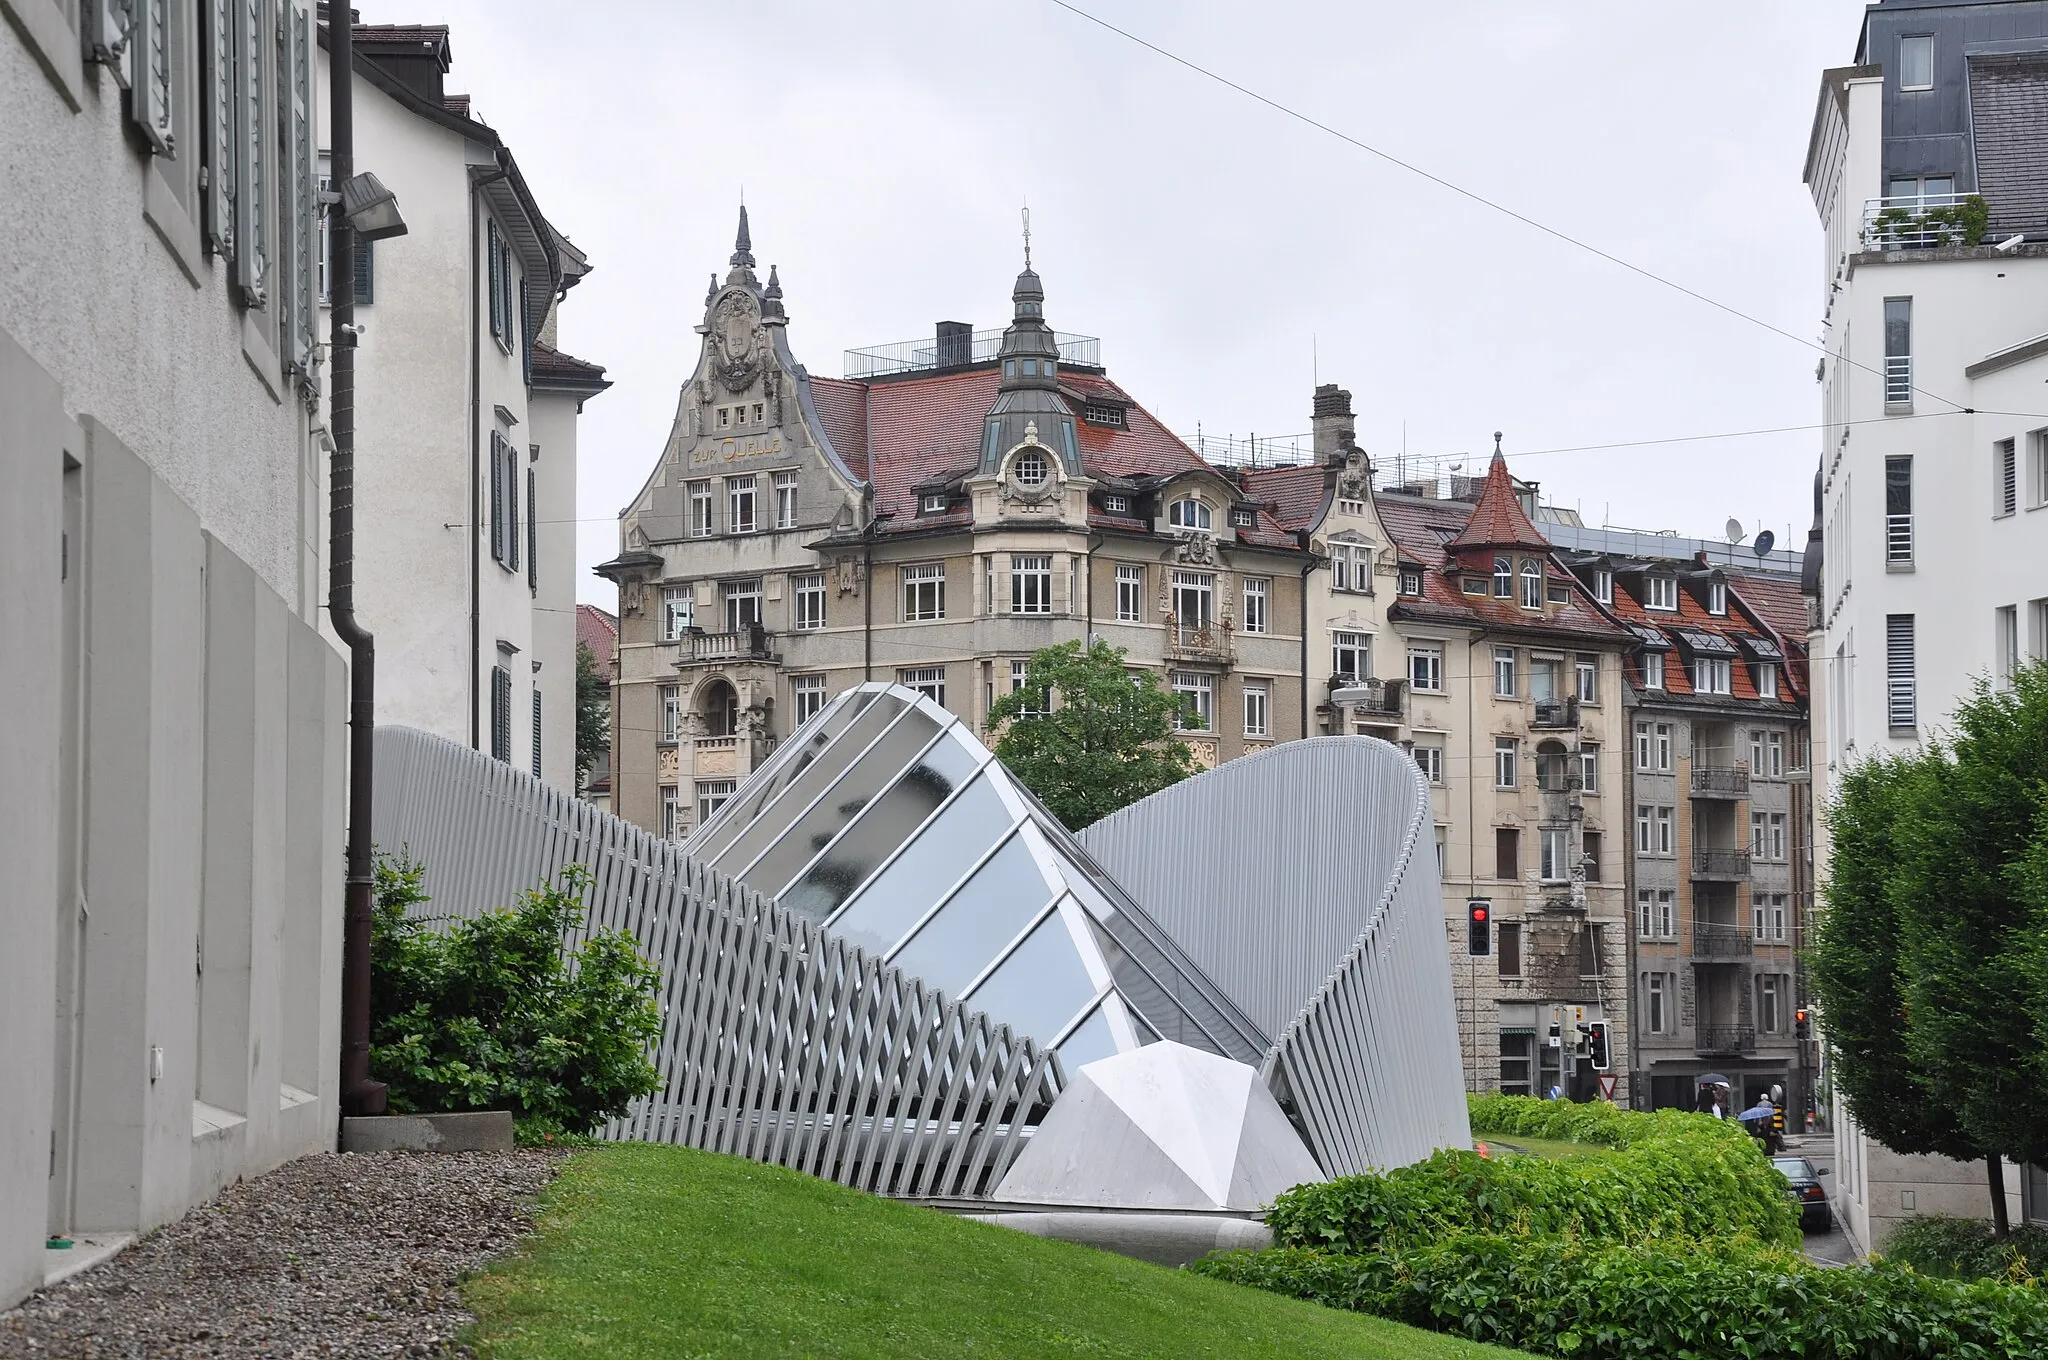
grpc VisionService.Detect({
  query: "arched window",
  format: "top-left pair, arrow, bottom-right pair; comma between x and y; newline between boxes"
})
1169,498 -> 1212,531
1493,556 -> 1513,597
700,678 -> 739,737
1519,559 -> 1543,608
1013,451 -> 1049,488
1535,740 -> 1571,791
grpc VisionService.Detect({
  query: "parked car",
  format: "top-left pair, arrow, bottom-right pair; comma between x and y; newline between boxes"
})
1772,1155 -> 1832,1233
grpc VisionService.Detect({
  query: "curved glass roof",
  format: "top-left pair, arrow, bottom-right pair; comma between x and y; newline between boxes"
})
686,684 -> 1266,1069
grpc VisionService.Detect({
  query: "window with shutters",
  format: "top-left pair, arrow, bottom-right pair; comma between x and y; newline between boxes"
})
531,690 -> 542,777
232,0 -> 271,308
487,219 -> 518,349
489,434 -> 518,572
490,665 -> 511,762
526,466 -> 537,591
1887,613 -> 1917,729
1995,439 -> 2018,518
316,160 -> 377,304
205,0 -> 239,257
281,4 -> 316,375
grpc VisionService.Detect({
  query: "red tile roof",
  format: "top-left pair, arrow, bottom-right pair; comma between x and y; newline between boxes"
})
1242,464 -> 1328,533
1601,570 -> 1804,704
805,366 -> 1300,548
1444,452 -> 1551,553
1378,491 -> 1627,642
577,603 -> 617,682
531,341 -> 609,390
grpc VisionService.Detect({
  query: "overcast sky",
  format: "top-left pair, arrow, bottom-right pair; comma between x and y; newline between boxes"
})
354,0 -> 1871,605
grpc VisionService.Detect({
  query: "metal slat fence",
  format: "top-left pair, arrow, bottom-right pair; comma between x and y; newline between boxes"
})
372,725 -> 1063,1197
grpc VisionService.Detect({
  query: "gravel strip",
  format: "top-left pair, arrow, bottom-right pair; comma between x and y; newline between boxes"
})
0,1150 -> 561,1359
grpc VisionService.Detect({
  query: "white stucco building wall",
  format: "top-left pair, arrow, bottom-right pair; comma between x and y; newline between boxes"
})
2,0 -> 345,1310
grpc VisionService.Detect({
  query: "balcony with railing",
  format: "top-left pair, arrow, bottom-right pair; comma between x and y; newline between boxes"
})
1168,619 -> 1233,664
1692,922 -> 1753,958
1328,674 -> 1404,718
1695,1025 -> 1757,1056
1531,697 -> 1580,730
1861,192 -> 1989,251
844,328 -> 1102,378
1691,766 -> 1750,798
681,623 -> 774,665
1692,847 -> 1752,880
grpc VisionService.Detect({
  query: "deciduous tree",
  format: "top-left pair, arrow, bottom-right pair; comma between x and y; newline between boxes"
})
575,641 -> 610,789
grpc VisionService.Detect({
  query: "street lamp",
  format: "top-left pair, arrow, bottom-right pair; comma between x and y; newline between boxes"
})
338,171 -> 408,242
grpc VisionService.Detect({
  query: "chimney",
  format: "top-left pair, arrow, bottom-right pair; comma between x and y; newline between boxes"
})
935,320 -> 973,369
1312,383 -> 1355,459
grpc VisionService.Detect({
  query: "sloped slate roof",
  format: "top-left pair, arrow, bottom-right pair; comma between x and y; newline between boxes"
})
1969,52 -> 2048,237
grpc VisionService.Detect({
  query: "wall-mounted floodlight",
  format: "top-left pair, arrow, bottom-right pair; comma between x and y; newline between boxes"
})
1996,233 -> 2026,254
340,171 -> 409,241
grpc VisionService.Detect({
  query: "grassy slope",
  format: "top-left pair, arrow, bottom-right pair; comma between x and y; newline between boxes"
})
1483,1134 -> 1618,1160
464,1144 -> 1537,1360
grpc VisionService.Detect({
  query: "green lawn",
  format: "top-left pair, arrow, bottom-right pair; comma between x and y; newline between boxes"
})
463,1143 -> 1537,1360
1481,1134 -> 1619,1160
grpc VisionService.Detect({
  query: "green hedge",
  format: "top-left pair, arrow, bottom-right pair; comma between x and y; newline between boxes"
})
1884,1216 -> 2048,1284
1194,1236 -> 2048,1360
1266,1098 -> 1799,1252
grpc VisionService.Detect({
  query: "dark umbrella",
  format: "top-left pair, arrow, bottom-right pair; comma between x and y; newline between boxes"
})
1697,1073 -> 1731,1087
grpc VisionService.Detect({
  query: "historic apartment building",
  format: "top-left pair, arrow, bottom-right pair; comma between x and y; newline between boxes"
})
1553,547 -> 1814,1119
316,18 -> 608,788
601,213 -> 1317,839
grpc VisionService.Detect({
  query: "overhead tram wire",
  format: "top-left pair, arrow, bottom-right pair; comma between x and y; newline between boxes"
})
1041,0 -> 1991,419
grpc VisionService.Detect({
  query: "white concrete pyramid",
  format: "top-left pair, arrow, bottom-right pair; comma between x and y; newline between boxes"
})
992,1041 -> 1324,1211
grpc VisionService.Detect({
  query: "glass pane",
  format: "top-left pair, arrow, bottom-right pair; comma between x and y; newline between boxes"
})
779,733 -> 982,922
1884,298 -> 1911,359
828,774 -> 1013,955
1924,176 -> 1953,200
1900,34 -> 1932,88
1056,1005 -> 1117,1070
708,694 -> 908,877
959,908 -> 1097,1046
695,689 -> 885,862
888,831 -> 1055,995
743,707 -> 944,898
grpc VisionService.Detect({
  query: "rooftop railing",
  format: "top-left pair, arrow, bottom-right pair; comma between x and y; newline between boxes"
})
1860,192 -> 1988,250
844,329 -> 1101,378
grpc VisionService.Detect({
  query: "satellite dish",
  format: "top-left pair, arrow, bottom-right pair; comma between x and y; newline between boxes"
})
1752,530 -> 1776,558
1724,517 -> 1745,544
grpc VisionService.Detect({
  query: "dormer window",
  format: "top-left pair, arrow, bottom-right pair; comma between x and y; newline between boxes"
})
1646,575 -> 1678,611
1399,567 -> 1422,597
1169,498 -> 1211,531
1493,556 -> 1513,598
1593,568 -> 1613,605
1230,507 -> 1255,528
1707,579 -> 1727,615
1013,451 -> 1049,488
1083,404 -> 1125,427
1757,663 -> 1779,699
1518,559 -> 1542,609
1023,358 -> 1040,376
920,493 -> 948,514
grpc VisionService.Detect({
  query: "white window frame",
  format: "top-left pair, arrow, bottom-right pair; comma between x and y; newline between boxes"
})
660,684 -> 682,743
1172,671 -> 1214,732
689,480 -> 714,537
1757,662 -> 1778,699
1656,806 -> 1673,855
1331,542 -> 1370,593
1766,731 -> 1785,777
1578,744 -> 1600,794
1172,570 -> 1215,629
1414,743 -> 1445,784
1495,736 -> 1519,789
774,470 -> 799,529
1770,812 -> 1787,862
1013,450 -> 1050,488
1539,826 -> 1569,883
1409,643 -> 1444,693
1707,580 -> 1727,615
1115,563 -> 1143,623
1493,646 -> 1516,698
1242,577 -> 1270,634
1168,497 -> 1212,531
697,779 -> 737,825
793,572 -> 825,631
1519,559 -> 1542,609
1692,656 -> 1732,695
1899,33 -> 1934,90
726,475 -> 758,535
1243,680 -> 1270,737
899,666 -> 947,708
902,563 -> 946,622
1593,569 -> 1613,605
1646,575 -> 1677,611
1642,650 -> 1665,690
661,584 -> 694,641
1575,654 -> 1598,704
1332,631 -> 1369,681
1493,556 -> 1513,598
792,674 -> 827,728
1011,554 -> 1053,615
722,578 -> 762,631
1647,973 -> 1668,1035
660,785 -> 683,841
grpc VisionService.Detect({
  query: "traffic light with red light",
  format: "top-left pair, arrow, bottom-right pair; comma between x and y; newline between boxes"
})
1794,1007 -> 1811,1038
1467,899 -> 1492,956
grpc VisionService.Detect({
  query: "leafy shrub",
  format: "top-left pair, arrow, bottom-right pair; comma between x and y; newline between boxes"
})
1266,1098 -> 1799,1253
1884,1215 -> 2048,1284
1194,1235 -> 2048,1360
370,854 -> 662,1140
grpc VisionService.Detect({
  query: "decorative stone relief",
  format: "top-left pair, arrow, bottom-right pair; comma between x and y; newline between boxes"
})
834,555 -> 865,597
1173,533 -> 1217,567
712,291 -> 764,393
1337,450 -> 1371,504
1183,736 -> 1220,769
697,745 -> 739,776
657,746 -> 680,783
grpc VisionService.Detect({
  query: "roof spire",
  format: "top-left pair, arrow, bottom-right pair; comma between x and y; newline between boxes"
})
765,264 -> 782,299
730,203 -> 755,269
705,272 -> 717,305
1022,202 -> 1032,270
1492,430 -> 1504,461
1444,437 -> 1550,553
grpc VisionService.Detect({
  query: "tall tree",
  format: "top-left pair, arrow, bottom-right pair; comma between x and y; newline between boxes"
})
985,639 -> 1197,831
575,641 -> 610,790
1890,666 -> 2048,1233
1809,752 -> 1981,1172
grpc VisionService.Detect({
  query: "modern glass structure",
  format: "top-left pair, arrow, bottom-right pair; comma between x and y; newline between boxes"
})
686,684 -> 1266,1073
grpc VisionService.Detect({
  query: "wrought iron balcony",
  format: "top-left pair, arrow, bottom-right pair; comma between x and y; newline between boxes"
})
1168,620 -> 1233,664
1692,848 -> 1752,881
1695,1024 -> 1757,1056
1692,922 -> 1753,957
1691,766 -> 1750,798
1329,674 -> 1404,718
682,623 -> 774,664
1531,697 -> 1580,729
